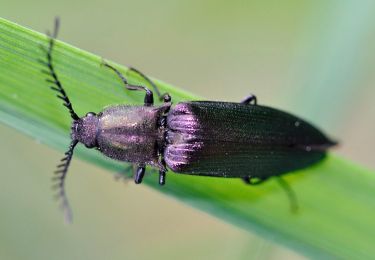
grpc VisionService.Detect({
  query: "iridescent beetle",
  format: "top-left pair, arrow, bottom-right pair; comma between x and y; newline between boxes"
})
43,19 -> 336,221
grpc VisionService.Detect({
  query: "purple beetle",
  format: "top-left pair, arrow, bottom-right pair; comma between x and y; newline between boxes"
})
43,19 -> 335,221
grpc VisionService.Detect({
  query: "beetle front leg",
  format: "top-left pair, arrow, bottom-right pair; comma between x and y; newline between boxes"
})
134,165 -> 146,184
102,61 -> 154,106
126,67 -> 172,104
241,94 -> 257,105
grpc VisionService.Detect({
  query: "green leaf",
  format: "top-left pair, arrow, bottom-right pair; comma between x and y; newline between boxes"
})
1,17 -> 374,259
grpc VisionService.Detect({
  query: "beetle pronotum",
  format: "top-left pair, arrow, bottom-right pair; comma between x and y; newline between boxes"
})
42,18 -> 336,221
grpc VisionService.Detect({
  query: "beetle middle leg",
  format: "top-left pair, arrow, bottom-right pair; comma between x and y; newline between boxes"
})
134,165 -> 146,184
158,159 -> 167,186
101,61 -> 154,106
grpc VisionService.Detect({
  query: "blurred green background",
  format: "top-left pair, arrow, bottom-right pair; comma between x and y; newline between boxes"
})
1,0 -> 374,259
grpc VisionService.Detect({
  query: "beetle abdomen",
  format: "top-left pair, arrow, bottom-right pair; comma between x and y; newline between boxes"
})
165,101 -> 335,178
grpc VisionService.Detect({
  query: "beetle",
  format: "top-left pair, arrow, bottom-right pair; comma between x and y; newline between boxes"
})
43,19 -> 336,221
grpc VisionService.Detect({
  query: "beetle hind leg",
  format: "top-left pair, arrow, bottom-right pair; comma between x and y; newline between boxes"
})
242,176 -> 299,213
241,94 -> 257,105
242,176 -> 267,185
276,177 -> 299,213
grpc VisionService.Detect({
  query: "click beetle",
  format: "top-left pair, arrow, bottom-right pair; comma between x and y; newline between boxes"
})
42,19 -> 336,221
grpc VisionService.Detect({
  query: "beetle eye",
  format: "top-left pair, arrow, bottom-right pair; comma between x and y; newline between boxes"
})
86,112 -> 96,117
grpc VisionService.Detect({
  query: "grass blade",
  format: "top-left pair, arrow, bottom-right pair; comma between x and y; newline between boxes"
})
1,17 -> 374,259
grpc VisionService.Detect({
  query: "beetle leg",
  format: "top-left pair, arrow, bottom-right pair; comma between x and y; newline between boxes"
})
159,159 -> 167,185
243,176 -> 299,212
126,67 -> 172,103
162,93 -> 172,103
242,176 -> 267,185
101,62 -> 154,106
134,165 -> 146,184
276,177 -> 299,213
241,94 -> 257,105
159,171 -> 166,185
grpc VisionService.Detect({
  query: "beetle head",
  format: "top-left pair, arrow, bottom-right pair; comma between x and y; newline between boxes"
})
72,112 -> 99,148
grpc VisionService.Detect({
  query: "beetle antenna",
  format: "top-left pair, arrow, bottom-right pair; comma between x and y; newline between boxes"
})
44,17 -> 79,120
52,139 -> 79,223
276,177 -> 299,213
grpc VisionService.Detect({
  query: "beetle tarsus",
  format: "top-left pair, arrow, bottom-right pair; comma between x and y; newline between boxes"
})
134,166 -> 146,184
241,94 -> 257,105
242,176 -> 251,184
242,176 -> 267,185
163,93 -> 172,103
159,171 -> 166,185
